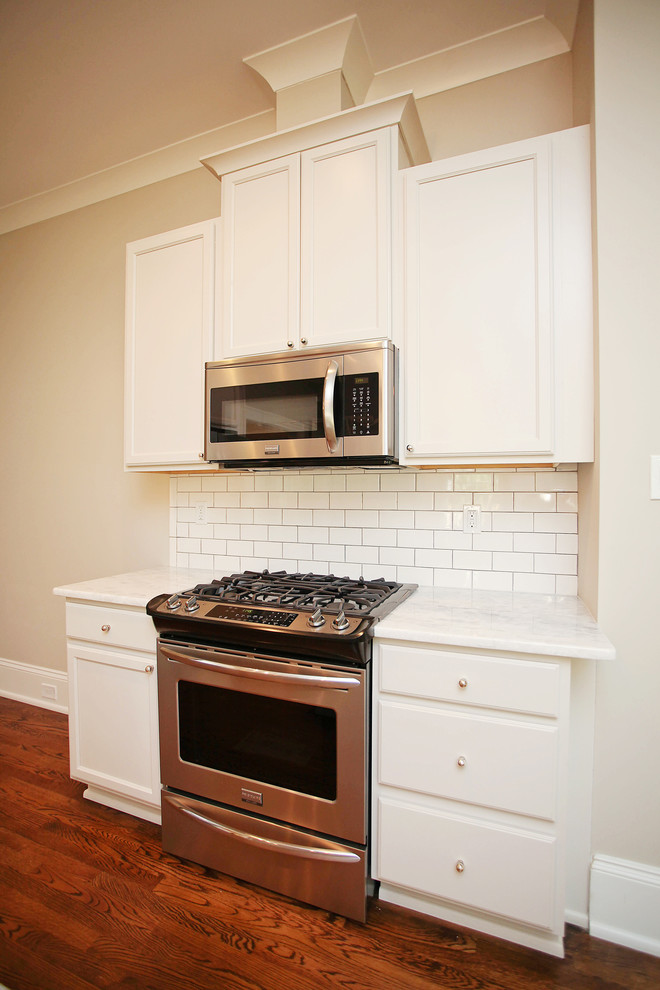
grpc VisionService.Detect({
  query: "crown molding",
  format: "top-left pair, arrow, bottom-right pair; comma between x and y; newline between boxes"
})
0,10 -> 576,236
0,111 -> 275,236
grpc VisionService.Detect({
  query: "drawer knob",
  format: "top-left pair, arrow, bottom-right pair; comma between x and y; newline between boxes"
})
458,678 -> 468,689
145,664 -> 154,674
101,624 -> 110,633
457,756 -> 466,768
456,860 -> 465,873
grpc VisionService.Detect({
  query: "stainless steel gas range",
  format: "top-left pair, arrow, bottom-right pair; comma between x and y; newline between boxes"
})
146,569 -> 416,921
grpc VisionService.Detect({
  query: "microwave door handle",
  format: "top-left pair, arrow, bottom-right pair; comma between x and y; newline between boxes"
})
323,360 -> 339,453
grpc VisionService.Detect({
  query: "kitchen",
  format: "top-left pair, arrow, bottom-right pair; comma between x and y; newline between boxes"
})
1,0 -> 659,983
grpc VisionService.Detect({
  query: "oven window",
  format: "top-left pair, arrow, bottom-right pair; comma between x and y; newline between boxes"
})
178,681 -> 337,801
209,379 -> 325,443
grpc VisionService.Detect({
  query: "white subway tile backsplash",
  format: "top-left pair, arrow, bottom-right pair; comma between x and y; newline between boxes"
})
414,548 -> 453,568
557,492 -> 579,512
514,572 -> 556,594
455,472 -> 493,492
453,550 -> 492,571
514,492 -> 557,512
493,472 -> 535,492
415,510 -> 453,530
434,568 -> 472,589
363,492 -> 398,509
170,467 -> 580,594
474,492 -> 514,512
398,529 -> 433,549
534,513 -> 578,533
330,527 -> 363,546
363,528 -> 396,546
536,471 -> 578,492
474,570 -> 513,591
514,532 -> 556,553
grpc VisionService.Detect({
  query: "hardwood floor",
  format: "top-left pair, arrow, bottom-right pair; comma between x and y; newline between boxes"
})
1,697 -> 658,990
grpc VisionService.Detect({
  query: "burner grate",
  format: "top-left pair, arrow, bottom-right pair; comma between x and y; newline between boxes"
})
182,569 -> 403,617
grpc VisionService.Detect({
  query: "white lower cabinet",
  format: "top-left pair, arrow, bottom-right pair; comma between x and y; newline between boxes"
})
372,640 -> 571,957
66,601 -> 160,824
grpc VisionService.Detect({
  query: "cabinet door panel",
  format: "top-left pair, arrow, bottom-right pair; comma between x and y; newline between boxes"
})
404,137 -> 553,458
68,645 -> 160,805
377,797 -> 558,931
301,131 -> 391,345
125,219 -> 217,468
379,701 -> 559,819
222,156 -> 300,356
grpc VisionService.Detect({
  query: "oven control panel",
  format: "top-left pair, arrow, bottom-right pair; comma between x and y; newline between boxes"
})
208,604 -> 297,627
151,595 -> 365,637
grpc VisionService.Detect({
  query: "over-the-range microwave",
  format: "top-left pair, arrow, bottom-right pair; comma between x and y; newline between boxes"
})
204,340 -> 398,468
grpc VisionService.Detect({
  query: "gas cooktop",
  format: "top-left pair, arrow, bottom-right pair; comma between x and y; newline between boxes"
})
146,569 -> 417,664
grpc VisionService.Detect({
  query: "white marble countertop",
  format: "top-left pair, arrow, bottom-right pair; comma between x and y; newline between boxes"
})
53,568 -> 615,661
375,586 -> 615,660
53,566 -> 216,608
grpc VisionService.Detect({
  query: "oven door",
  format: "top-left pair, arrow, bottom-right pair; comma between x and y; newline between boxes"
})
205,353 -> 344,462
157,641 -> 368,845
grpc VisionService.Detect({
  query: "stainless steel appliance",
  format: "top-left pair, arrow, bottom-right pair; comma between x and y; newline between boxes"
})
204,341 -> 398,467
147,570 -> 416,921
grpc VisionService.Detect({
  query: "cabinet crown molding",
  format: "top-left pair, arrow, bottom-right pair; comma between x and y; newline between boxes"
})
200,92 -> 430,179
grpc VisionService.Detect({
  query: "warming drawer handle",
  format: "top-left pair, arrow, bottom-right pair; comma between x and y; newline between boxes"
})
323,360 -> 339,453
159,645 -> 360,689
169,795 -> 361,864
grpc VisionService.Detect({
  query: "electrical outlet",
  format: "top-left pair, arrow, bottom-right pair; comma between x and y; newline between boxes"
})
193,501 -> 209,525
462,505 -> 481,534
41,683 -> 57,700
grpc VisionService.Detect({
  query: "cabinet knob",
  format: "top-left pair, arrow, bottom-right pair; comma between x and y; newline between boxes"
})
145,664 -> 154,674
457,756 -> 466,768
300,337 -> 308,345
287,340 -> 294,348
455,860 -> 465,873
406,444 -> 414,452
458,678 -> 468,689
198,452 -> 204,458
101,624 -> 110,633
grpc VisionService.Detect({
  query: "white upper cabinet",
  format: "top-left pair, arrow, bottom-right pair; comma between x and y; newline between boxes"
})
124,218 -> 219,470
220,128 -> 394,358
401,125 -> 594,466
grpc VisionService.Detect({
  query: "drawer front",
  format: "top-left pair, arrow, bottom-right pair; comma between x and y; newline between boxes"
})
379,701 -> 558,820
379,644 -> 561,716
376,797 -> 558,931
66,602 -> 155,653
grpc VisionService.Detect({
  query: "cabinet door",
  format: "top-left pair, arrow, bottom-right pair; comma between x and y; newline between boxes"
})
68,644 -> 160,807
125,219 -> 218,469
402,136 -> 554,461
221,155 -> 300,357
300,130 -> 392,347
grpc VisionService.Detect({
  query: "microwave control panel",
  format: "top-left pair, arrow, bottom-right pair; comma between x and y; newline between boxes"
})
344,372 -> 379,436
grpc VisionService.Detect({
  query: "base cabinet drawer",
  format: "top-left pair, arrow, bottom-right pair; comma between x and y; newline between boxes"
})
379,701 -> 559,819
66,602 -> 155,653
376,797 -> 558,931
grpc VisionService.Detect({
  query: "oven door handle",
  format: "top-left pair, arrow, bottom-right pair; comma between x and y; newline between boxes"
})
159,645 -> 361,688
168,794 -> 361,863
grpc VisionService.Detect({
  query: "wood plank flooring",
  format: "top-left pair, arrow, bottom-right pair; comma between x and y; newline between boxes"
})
1,696 -> 658,990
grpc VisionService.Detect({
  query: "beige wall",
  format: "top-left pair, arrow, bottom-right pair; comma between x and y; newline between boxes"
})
592,0 -> 660,865
0,168 -> 220,672
419,52 -> 573,160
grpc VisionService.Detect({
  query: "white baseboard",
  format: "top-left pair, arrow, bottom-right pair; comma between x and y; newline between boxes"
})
0,656 -> 68,714
590,854 -> 660,958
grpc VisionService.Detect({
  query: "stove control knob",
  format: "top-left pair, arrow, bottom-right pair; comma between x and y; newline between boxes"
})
166,594 -> 181,610
332,610 -> 350,631
308,607 -> 326,628
184,595 -> 200,613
